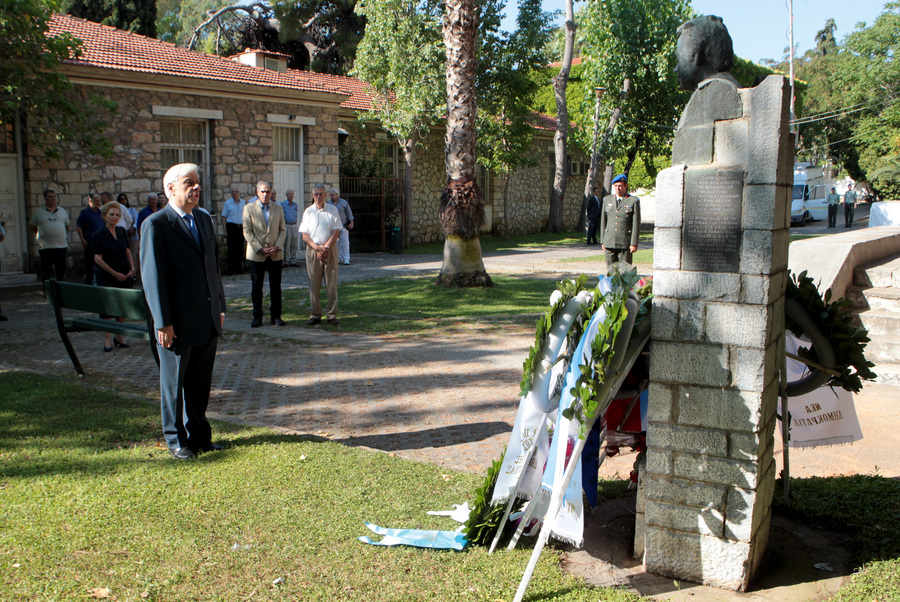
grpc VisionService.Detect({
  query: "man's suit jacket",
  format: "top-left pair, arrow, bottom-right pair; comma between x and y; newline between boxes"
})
243,201 -> 286,262
600,194 -> 641,249
586,194 -> 601,220
140,205 -> 226,347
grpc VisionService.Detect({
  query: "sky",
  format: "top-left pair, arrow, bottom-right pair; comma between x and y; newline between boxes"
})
500,0 -> 890,65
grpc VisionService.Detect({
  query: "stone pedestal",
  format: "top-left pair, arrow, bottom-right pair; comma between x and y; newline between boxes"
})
639,75 -> 793,591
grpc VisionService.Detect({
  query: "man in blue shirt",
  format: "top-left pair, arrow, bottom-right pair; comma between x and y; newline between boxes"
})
137,193 -> 160,232
280,189 -> 300,266
328,188 -> 354,266
76,193 -> 104,284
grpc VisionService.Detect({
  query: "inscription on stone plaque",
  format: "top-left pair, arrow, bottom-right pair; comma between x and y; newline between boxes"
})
682,168 -> 743,272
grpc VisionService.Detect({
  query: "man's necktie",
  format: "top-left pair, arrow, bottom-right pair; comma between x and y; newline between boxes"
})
184,214 -> 201,246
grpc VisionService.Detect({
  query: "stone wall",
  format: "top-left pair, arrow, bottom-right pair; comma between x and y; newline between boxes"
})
340,121 -> 587,244
22,86 -> 341,268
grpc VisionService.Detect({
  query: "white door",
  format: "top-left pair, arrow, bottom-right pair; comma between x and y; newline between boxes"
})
273,163 -> 303,206
0,155 -> 24,274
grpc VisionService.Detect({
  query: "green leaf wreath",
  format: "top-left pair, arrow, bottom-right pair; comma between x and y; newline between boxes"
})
785,270 -> 876,393
465,272 -> 652,546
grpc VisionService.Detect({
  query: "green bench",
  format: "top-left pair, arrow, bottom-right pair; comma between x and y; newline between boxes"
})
44,279 -> 159,376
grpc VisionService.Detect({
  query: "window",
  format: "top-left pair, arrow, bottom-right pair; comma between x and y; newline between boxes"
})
379,142 -> 404,180
160,120 -> 209,206
273,126 -> 302,162
477,164 -> 492,203
160,121 -> 206,169
264,57 -> 287,72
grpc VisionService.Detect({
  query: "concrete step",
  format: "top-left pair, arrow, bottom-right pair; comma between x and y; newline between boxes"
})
848,287 -> 900,311
854,253 -> 900,288
856,308 -> 900,337
865,335 -> 900,365
0,272 -> 39,288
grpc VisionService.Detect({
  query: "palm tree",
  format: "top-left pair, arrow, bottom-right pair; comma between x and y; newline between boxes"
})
436,0 -> 492,287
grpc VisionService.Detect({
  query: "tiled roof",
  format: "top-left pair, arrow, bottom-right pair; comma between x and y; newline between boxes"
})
287,70 -> 377,112
49,14 -> 350,99
48,14 -> 556,127
548,56 -> 583,69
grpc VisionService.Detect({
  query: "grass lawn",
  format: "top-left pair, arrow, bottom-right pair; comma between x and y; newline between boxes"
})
229,275 -> 567,335
0,370 -> 639,601
406,231 -> 586,255
559,232 -> 655,266
775,476 -> 900,601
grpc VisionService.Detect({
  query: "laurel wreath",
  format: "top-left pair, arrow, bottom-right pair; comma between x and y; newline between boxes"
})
785,270 -> 876,392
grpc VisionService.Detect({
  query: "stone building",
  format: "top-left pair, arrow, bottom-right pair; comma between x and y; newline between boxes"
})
0,14 -> 587,279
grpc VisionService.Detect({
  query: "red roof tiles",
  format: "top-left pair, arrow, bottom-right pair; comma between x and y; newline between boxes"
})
48,14 -> 554,127
49,14 -> 351,101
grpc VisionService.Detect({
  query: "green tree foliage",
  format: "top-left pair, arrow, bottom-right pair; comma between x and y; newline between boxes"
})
274,0 -> 366,74
838,2 -> 900,195
1,0 -> 113,158
61,0 -> 157,37
794,4 -> 900,195
352,0 -> 444,151
477,0 -> 554,237
793,19 -> 862,179
156,0 -> 238,51
577,0 -> 694,175
352,0 -> 445,246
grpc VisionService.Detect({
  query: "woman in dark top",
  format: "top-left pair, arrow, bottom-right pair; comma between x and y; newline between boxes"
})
92,201 -> 135,351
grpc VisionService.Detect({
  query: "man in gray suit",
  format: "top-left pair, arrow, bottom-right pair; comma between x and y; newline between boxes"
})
243,180 -> 286,327
141,163 -> 226,460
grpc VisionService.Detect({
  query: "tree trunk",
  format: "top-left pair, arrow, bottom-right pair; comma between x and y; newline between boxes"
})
401,138 -> 414,249
547,0 -> 576,234
623,126 -> 645,176
583,78 -> 630,214
437,0 -> 491,287
503,173 -> 510,240
577,91 -> 605,233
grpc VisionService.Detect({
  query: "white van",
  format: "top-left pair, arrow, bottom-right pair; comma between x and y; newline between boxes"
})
792,163 -> 834,226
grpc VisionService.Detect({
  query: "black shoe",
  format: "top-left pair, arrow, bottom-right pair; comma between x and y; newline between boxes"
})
0,313 -> 7,322
251,319 -> 263,328
271,318 -> 286,326
306,317 -> 322,325
170,447 -> 196,460
103,345 -> 113,352
327,317 -> 341,326
114,338 -> 130,348
198,442 -> 223,452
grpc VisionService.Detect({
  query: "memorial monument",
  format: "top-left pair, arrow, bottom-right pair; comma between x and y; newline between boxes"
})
638,15 -> 793,590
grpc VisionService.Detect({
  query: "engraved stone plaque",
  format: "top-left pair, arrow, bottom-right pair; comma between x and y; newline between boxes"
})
682,168 -> 744,272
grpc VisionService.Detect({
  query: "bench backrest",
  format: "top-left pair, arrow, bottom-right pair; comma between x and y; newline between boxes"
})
44,279 -> 149,321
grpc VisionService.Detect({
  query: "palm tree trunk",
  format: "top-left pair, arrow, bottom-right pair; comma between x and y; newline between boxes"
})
437,0 -> 491,287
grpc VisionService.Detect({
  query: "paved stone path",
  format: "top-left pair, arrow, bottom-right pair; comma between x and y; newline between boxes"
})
2,230 -> 898,600
0,246 -> 622,475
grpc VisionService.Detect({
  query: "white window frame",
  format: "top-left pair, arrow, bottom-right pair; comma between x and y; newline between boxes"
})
159,119 -> 211,210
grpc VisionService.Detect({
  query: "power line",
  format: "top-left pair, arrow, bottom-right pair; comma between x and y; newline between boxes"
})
791,98 -> 894,126
796,135 -> 857,153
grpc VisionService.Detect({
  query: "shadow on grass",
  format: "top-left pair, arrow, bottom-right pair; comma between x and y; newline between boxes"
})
335,421 -> 510,452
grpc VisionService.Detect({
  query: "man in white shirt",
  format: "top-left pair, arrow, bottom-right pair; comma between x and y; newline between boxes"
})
29,189 -> 70,280
221,186 -> 246,274
300,183 -> 342,326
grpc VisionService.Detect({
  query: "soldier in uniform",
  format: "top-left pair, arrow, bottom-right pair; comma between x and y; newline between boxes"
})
600,174 -> 641,268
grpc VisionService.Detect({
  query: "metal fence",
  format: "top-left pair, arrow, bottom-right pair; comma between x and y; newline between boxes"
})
339,177 -> 404,252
